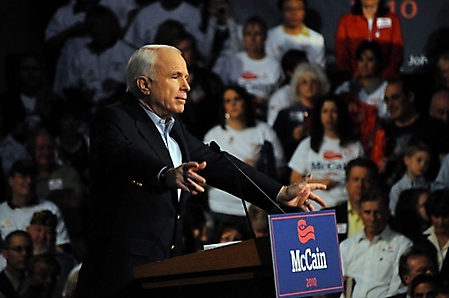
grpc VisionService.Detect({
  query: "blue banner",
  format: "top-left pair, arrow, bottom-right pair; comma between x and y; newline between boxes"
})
268,210 -> 343,297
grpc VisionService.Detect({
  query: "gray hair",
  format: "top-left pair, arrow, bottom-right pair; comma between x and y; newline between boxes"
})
125,44 -> 181,96
289,63 -> 330,104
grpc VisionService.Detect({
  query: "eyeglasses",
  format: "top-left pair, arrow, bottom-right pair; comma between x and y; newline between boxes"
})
6,245 -> 32,253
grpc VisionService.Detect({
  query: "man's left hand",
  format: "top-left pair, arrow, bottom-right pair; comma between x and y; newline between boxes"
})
277,175 -> 327,211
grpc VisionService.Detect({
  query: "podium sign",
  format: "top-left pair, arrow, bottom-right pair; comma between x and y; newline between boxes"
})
268,210 -> 343,297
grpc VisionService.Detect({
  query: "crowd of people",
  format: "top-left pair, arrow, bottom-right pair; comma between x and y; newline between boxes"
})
1,0 -> 449,297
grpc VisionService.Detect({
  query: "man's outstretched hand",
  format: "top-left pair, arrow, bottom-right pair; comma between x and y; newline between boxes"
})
165,161 -> 207,195
277,175 -> 327,211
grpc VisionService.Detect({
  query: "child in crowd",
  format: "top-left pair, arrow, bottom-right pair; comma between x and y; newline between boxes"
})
389,142 -> 431,214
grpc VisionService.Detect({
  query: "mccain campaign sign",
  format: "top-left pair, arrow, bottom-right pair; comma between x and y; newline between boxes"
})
268,210 -> 343,297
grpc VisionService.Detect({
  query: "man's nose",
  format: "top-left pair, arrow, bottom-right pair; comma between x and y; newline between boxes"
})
181,77 -> 190,92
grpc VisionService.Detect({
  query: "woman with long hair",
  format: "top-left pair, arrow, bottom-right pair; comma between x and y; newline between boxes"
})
203,85 -> 285,231
288,94 -> 364,209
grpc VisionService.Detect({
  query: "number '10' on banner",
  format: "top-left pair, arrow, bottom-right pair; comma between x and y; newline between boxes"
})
268,210 -> 343,297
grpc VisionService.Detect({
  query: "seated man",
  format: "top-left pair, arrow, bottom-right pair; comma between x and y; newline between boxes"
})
340,190 -> 412,297
327,157 -> 379,242
26,210 -> 78,298
398,246 -> 438,298
0,230 -> 33,297
0,159 -> 71,252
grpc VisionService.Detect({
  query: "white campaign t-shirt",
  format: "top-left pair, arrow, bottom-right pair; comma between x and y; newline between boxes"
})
266,25 -> 325,67
214,52 -> 283,102
289,136 -> 364,209
204,121 -> 285,216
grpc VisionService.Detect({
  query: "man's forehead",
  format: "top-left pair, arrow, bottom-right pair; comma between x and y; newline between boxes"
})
386,83 -> 403,93
10,235 -> 30,244
349,166 -> 370,177
361,200 -> 385,210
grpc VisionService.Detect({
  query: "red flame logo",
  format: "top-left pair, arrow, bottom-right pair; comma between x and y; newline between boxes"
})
323,150 -> 343,160
241,72 -> 258,79
297,219 -> 315,244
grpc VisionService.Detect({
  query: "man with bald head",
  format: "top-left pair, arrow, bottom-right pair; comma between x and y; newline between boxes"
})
75,45 -> 326,297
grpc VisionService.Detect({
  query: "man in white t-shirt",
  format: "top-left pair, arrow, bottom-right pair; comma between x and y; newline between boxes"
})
124,0 -> 204,48
266,0 -> 325,67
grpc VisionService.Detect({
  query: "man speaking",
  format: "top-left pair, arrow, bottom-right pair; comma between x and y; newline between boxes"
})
75,45 -> 326,298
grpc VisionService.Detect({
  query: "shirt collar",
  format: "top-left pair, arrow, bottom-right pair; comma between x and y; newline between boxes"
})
358,225 -> 392,243
282,24 -> 310,36
7,195 -> 39,209
348,201 -> 357,215
140,104 -> 175,135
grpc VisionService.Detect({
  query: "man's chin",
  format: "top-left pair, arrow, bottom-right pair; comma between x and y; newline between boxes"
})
34,247 -> 49,255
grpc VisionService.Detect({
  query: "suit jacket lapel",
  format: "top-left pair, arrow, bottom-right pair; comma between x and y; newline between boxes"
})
121,94 -> 193,208
122,93 -> 173,167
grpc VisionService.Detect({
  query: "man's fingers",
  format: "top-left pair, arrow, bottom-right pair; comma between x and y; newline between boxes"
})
186,178 -> 205,193
309,183 -> 327,191
309,192 -> 326,208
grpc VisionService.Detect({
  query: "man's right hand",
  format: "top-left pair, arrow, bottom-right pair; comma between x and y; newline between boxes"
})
165,161 -> 207,195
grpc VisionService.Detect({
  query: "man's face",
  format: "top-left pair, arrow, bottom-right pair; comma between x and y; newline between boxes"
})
2,235 -> 33,272
360,199 -> 390,239
346,166 -> 374,207
403,255 -> 436,287
413,282 -> 436,298
429,92 -> 449,124
243,23 -> 266,53
27,224 -> 56,254
8,173 -> 35,198
34,133 -> 55,168
144,48 -> 190,119
384,82 -> 410,121
281,0 -> 305,29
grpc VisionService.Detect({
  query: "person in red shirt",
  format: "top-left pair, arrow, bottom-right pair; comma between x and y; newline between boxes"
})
335,0 -> 403,80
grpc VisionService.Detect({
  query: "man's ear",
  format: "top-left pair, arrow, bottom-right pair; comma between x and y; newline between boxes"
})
404,155 -> 410,167
402,274 -> 411,285
137,76 -> 151,96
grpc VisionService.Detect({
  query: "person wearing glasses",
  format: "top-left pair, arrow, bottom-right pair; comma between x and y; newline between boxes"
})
0,230 -> 33,298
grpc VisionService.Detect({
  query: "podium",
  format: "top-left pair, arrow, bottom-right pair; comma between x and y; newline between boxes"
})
133,236 -> 276,297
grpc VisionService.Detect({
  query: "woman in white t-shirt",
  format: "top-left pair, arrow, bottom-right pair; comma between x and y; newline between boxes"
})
289,94 -> 364,209
203,85 -> 286,229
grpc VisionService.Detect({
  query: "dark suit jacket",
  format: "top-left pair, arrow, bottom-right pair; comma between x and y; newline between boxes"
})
0,270 -> 19,298
76,93 -> 283,297
325,201 -> 349,243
